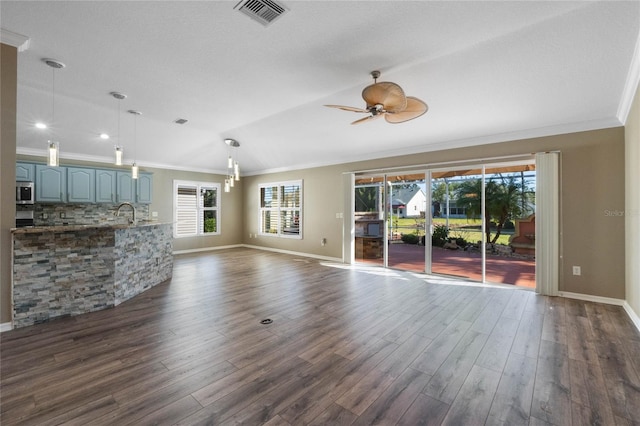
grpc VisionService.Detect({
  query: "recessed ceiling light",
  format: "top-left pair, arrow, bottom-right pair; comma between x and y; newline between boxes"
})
100,133 -> 110,140
35,122 -> 47,129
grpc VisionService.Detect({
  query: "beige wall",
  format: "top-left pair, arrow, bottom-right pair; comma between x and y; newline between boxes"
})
243,127 -> 626,300
147,167 -> 243,252
626,84 -> 640,317
1,44 -> 18,324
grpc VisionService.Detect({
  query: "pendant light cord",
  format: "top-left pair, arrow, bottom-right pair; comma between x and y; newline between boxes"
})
133,113 -> 137,162
51,66 -> 55,137
117,99 -> 121,147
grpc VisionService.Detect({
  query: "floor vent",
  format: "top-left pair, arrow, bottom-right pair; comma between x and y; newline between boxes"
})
234,0 -> 288,27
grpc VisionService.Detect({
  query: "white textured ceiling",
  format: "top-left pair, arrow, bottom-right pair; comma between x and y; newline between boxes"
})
2,1 -> 639,175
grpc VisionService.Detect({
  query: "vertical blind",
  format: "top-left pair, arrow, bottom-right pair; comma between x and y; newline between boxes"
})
535,152 -> 560,296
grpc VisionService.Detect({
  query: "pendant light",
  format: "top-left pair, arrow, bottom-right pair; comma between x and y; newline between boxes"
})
128,110 -> 141,179
111,92 -> 127,166
48,141 -> 59,167
224,138 -> 240,192
43,58 -> 65,166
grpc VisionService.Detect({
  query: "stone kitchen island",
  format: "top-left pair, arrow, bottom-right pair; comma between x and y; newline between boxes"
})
11,222 -> 173,328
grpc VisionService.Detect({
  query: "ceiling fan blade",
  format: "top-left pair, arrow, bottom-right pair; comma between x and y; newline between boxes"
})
362,82 -> 407,113
351,113 -> 384,125
324,104 -> 369,113
384,97 -> 428,124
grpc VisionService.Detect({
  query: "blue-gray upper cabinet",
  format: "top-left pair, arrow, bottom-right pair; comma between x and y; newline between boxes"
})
116,172 -> 136,203
67,167 -> 96,203
16,162 -> 35,181
96,169 -> 117,203
137,172 -> 153,204
35,165 -> 66,203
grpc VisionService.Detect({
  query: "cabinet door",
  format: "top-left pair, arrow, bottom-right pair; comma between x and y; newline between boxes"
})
116,172 -> 135,203
136,173 -> 153,204
35,165 -> 66,202
67,167 -> 96,203
16,162 -> 35,181
96,170 -> 117,203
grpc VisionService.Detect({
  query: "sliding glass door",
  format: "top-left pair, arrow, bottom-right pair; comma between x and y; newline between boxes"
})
429,169 -> 483,281
354,175 -> 385,267
428,162 -> 536,287
353,160 -> 536,288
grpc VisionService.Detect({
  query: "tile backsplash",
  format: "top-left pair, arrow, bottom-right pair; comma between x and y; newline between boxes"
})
33,203 -> 150,226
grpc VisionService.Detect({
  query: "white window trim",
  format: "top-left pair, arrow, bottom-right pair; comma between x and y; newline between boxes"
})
259,179 -> 303,239
173,180 -> 221,238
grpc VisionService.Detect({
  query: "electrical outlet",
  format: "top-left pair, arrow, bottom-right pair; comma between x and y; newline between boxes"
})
249,233 -> 252,238
42,213 -> 48,219
321,238 -> 327,246
572,266 -> 581,276
60,212 -> 66,219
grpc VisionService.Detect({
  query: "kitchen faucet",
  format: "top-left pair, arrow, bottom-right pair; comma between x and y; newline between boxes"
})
115,202 -> 136,224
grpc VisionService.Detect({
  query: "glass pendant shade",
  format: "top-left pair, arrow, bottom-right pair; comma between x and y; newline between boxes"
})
128,109 -> 141,180
43,59 -> 65,167
115,146 -> 123,166
48,141 -> 59,167
223,138 -> 240,191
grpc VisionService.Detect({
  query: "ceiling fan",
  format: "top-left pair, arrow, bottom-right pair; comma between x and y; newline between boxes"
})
325,70 -> 428,125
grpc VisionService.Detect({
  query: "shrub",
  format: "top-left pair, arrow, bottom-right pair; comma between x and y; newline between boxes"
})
432,224 -> 449,247
455,237 -> 468,247
401,233 -> 420,244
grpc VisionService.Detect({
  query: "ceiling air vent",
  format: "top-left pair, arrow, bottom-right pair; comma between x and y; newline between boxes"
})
234,0 -> 288,27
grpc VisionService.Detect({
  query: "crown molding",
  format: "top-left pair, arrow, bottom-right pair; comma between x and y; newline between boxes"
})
16,147 -> 226,176
0,28 -> 30,52
617,31 -> 640,125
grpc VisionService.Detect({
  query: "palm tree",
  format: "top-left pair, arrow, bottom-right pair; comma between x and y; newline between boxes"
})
455,174 -> 527,244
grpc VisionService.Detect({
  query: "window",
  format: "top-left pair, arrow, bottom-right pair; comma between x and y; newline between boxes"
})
259,180 -> 302,238
173,180 -> 220,238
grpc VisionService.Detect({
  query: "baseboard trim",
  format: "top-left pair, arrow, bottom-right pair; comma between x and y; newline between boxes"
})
559,291 -> 640,333
173,244 -> 243,255
558,291 -> 625,306
242,244 -> 343,263
1,322 -> 13,333
622,301 -> 640,333
173,244 -> 343,264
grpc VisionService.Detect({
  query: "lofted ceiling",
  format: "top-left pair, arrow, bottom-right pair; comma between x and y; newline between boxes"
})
2,1 -> 639,176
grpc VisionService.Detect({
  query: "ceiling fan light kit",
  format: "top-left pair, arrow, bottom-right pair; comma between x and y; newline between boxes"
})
325,70 -> 428,125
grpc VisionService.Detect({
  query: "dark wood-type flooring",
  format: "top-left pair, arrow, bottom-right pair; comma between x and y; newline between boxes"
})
1,248 -> 639,425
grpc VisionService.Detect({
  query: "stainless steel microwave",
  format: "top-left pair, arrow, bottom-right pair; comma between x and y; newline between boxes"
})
16,181 -> 34,204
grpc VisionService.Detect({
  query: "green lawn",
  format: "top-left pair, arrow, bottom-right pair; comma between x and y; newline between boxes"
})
390,217 -> 513,245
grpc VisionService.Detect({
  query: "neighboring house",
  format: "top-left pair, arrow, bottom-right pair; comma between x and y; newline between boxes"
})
433,200 -> 467,219
391,186 -> 426,218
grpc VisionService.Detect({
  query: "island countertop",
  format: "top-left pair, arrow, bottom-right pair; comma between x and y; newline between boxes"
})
11,221 -> 173,234
11,222 -> 173,329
